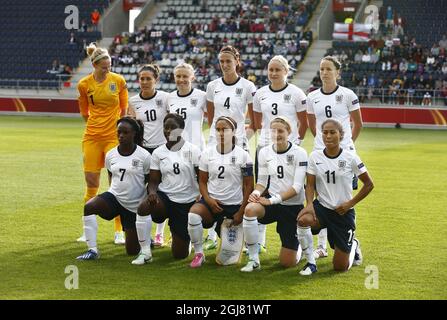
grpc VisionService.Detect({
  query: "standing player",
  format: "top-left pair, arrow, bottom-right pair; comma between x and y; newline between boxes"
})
206,45 -> 257,150
297,119 -> 373,275
187,116 -> 254,268
252,55 -> 308,252
241,117 -> 308,272
168,63 -> 207,150
128,64 -> 170,247
205,46 -> 256,249
133,114 -> 201,264
76,117 -> 151,260
77,43 -> 128,245
307,56 -> 363,259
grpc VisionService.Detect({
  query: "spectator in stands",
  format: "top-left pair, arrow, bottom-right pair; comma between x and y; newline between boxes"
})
421,84 -> 433,106
80,19 -> 88,33
439,34 -> 447,50
68,32 -> 77,46
47,59 -> 63,74
91,9 -> 101,31
76,43 -> 128,245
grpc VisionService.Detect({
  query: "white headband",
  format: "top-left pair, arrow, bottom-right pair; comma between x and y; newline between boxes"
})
92,52 -> 110,64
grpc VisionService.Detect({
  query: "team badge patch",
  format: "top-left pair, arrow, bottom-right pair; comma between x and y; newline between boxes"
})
338,160 -> 346,169
156,99 -> 163,107
216,219 -> 244,266
301,99 -> 307,105
299,161 -> 308,167
190,98 -> 198,107
235,88 -> 243,96
352,99 -> 359,105
287,154 -> 294,165
284,94 -> 291,103
358,162 -> 365,169
109,83 -> 117,93
336,94 -> 343,103
231,156 -> 236,165
132,159 -> 140,167
183,150 -> 192,161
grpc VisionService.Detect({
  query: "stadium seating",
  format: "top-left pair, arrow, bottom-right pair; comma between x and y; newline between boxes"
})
0,0 -> 109,89
110,0 -> 318,91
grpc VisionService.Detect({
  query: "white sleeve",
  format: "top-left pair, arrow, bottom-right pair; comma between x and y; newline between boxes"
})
245,80 -> 256,104
199,149 -> 209,172
105,152 -> 112,172
206,81 -> 216,102
192,145 -> 201,167
253,91 -> 261,113
256,149 -> 269,188
143,152 -> 152,174
306,152 -> 317,175
164,92 -> 170,112
150,150 -> 160,171
307,96 -> 315,114
295,87 -> 307,113
200,92 -> 207,113
166,95 -> 172,113
347,90 -> 360,112
352,154 -> 367,176
292,149 -> 308,194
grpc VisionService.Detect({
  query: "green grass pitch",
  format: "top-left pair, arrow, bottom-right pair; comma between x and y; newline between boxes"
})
0,115 -> 446,299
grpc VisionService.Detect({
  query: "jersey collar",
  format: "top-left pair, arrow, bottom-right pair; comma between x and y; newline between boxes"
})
269,83 -> 288,93
140,91 -> 157,100
177,89 -> 194,98
323,148 -> 343,159
320,85 -> 339,95
222,77 -> 241,86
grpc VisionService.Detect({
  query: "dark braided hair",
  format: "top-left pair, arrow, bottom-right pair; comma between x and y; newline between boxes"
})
117,116 -> 144,146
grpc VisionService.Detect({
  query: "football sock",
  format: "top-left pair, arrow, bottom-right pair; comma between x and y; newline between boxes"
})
317,228 -> 328,250
114,215 -> 123,233
136,214 -> 152,255
207,222 -> 218,241
188,212 -> 203,254
258,223 -> 266,247
155,221 -> 166,237
296,245 -> 302,264
83,215 -> 98,252
243,215 -> 259,263
297,226 -> 316,265
348,238 -> 359,270
83,187 -> 98,203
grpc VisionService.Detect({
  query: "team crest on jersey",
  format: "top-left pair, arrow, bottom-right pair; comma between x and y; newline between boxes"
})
338,160 -> 346,169
183,150 -> 192,161
156,99 -> 163,107
235,88 -> 243,97
283,94 -> 291,103
132,159 -> 140,167
109,82 -> 117,93
190,98 -> 198,107
336,94 -> 343,103
231,156 -> 237,165
287,154 -> 294,165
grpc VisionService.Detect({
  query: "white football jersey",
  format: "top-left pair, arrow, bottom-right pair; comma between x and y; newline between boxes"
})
307,149 -> 367,210
253,83 -> 307,146
129,91 -> 170,148
206,77 -> 256,147
257,143 -> 308,205
151,141 -> 201,203
167,89 -> 207,150
199,145 -> 254,205
105,146 -> 152,213
307,85 -> 360,151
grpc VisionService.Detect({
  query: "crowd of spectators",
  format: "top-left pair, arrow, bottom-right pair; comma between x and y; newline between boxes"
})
109,0 -> 317,90
310,5 -> 447,106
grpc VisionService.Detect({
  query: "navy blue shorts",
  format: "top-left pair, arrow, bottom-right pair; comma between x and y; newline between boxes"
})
198,198 -> 240,236
143,146 -> 159,155
156,191 -> 195,241
98,192 -> 136,231
312,199 -> 356,253
258,204 -> 303,251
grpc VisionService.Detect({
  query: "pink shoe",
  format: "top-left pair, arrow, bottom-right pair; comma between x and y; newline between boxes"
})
190,253 -> 205,268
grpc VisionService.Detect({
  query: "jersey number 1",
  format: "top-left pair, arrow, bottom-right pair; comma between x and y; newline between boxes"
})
325,170 -> 335,184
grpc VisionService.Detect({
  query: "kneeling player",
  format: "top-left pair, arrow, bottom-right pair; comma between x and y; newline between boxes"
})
133,114 -> 201,264
242,117 -> 308,272
297,119 -> 374,275
187,116 -> 254,268
76,117 -> 151,260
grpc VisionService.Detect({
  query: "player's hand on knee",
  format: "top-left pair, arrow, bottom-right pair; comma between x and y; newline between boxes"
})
147,193 -> 159,207
335,201 -> 352,215
207,198 -> 223,213
230,211 -> 243,226
258,197 -> 271,206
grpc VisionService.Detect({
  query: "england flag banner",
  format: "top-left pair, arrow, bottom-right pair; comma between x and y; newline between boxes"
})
332,23 -> 372,42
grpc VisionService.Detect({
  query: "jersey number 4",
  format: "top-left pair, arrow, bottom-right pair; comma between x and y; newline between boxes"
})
224,97 -> 230,109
